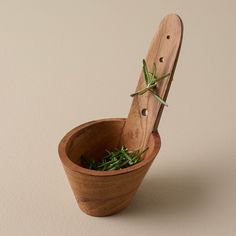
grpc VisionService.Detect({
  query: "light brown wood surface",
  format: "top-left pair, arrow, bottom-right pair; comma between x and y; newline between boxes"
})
59,118 -> 161,216
121,14 -> 183,150
58,14 -> 183,216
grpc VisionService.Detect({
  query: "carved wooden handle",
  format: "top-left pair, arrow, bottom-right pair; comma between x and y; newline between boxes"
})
121,14 -> 183,150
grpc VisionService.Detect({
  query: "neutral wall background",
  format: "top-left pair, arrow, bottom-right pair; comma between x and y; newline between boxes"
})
1,0 -> 236,235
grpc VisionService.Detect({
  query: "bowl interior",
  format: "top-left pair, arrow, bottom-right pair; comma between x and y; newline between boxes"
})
66,119 -> 125,167
62,119 -> 161,171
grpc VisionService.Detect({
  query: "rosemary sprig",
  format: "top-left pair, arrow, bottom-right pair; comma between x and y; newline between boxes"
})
81,146 -> 148,171
130,59 -> 170,106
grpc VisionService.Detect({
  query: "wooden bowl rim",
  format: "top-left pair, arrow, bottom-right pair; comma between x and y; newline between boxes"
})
58,118 -> 161,177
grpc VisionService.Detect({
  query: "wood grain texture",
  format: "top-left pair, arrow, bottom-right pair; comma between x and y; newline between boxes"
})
58,14 -> 183,216
121,14 -> 183,150
59,118 -> 161,216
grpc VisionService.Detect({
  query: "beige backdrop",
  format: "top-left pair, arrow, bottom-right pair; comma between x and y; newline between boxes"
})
1,0 -> 236,235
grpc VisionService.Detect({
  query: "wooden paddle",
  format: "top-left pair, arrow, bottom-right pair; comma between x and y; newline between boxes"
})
121,14 -> 183,151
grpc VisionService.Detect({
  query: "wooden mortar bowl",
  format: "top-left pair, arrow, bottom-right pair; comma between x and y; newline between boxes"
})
58,118 -> 161,216
58,14 -> 183,217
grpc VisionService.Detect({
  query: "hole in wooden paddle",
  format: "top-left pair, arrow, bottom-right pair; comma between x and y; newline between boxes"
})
141,108 -> 148,116
166,35 -> 170,39
159,57 -> 164,63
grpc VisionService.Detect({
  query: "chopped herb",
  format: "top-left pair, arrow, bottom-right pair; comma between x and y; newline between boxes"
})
81,146 -> 148,171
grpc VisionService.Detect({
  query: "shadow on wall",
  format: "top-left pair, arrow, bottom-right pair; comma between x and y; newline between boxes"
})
117,171 -> 206,218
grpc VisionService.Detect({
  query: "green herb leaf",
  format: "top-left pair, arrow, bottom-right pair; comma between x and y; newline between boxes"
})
81,146 -> 148,171
143,59 -> 151,85
130,59 -> 170,105
150,89 -> 168,106
150,62 -> 157,84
